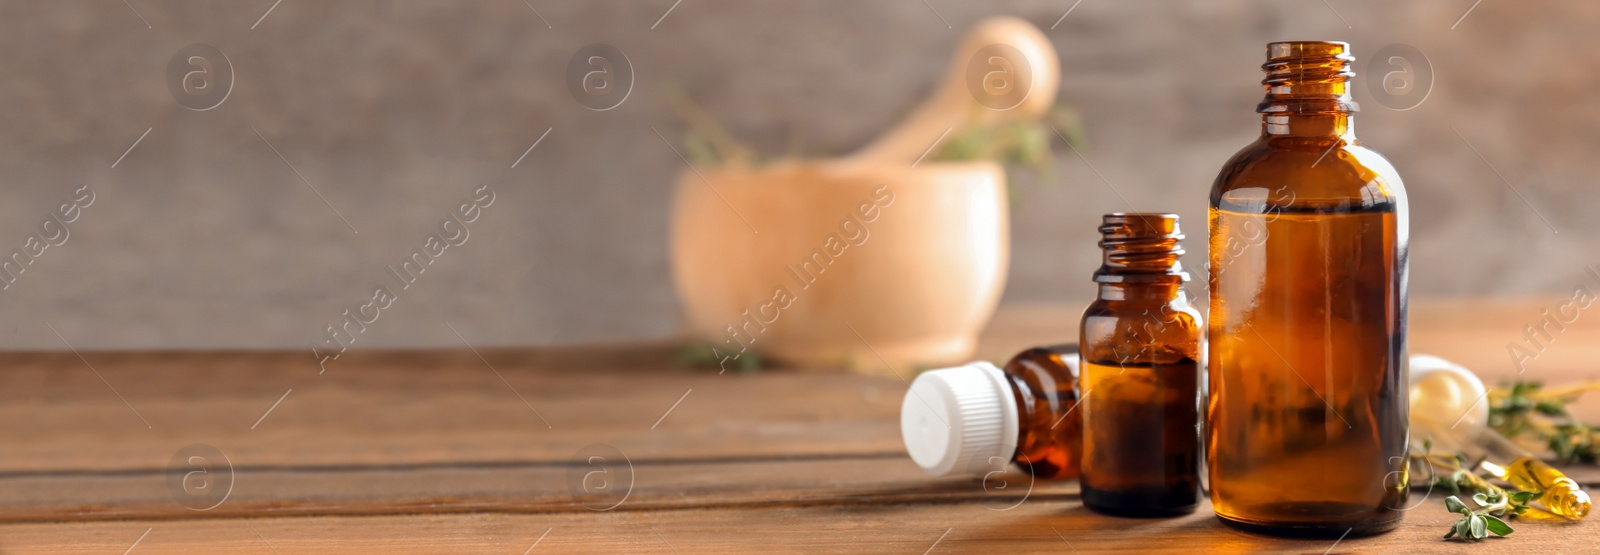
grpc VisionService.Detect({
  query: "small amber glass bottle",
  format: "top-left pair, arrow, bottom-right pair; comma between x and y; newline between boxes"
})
1078,213 -> 1203,517
901,345 -> 1083,479
1207,41 -> 1410,536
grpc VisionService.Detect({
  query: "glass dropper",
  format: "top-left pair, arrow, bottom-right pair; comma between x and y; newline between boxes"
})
1410,355 -> 1591,519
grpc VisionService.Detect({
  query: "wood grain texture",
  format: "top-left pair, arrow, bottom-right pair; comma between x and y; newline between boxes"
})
0,495 -> 1592,554
0,455 -> 1079,523
0,299 -> 1597,552
0,345 -> 906,472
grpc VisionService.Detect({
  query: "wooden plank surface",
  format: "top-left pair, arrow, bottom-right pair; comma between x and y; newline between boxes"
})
0,347 -> 906,471
0,496 -> 1592,554
0,298 -> 1596,552
0,454 -> 1079,522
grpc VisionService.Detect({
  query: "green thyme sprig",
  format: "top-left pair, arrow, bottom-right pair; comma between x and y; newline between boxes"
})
1415,439 -> 1541,542
1443,495 -> 1516,541
666,86 -> 1088,196
678,342 -> 760,373
1488,380 -> 1600,464
932,106 -> 1084,169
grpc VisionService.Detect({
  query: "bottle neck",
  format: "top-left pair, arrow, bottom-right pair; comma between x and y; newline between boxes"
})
1256,41 -> 1358,140
1092,213 -> 1188,286
1261,112 -> 1355,139
1097,282 -> 1190,305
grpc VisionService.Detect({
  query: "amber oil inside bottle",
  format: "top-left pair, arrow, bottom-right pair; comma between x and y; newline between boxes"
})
1079,213 -> 1203,517
1207,41 -> 1410,537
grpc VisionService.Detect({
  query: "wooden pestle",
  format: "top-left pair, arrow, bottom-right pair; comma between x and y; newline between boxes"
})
847,16 -> 1061,166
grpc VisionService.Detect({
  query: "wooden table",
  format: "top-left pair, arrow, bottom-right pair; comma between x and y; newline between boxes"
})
1,299 -> 1596,553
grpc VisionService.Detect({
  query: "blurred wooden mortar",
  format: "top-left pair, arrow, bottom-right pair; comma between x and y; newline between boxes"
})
671,17 -> 1059,374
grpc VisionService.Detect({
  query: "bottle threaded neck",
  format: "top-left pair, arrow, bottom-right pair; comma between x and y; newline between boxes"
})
1094,213 -> 1188,283
1258,41 -> 1358,114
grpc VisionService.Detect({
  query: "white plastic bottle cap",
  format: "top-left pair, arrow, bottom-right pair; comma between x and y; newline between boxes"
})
900,361 -> 1020,477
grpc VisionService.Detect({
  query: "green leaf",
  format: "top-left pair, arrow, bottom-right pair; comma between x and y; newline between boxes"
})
1443,524 -> 1457,539
1445,496 -> 1468,514
1551,433 -> 1576,461
1469,514 -> 1487,540
1432,475 -> 1463,496
1472,493 -> 1490,506
1511,380 -> 1541,397
1535,399 -> 1567,417
682,131 -> 721,166
1482,514 -> 1514,536
1424,438 -> 1433,452
1511,490 -> 1540,503
737,350 -> 761,373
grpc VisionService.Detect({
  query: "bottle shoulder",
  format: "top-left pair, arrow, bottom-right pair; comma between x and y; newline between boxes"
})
1001,346 -> 1080,408
1084,297 -> 1200,319
1210,137 -> 1406,213
1080,298 -> 1203,365
1003,346 -> 1079,385
1083,299 -> 1203,332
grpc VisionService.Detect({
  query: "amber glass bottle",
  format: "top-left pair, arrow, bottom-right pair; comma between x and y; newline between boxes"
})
901,345 -> 1082,480
1079,213 -> 1203,516
1207,41 -> 1410,536
1003,345 -> 1084,479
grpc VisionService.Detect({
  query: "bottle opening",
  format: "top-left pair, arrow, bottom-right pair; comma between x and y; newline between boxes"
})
1259,40 -> 1358,114
1094,213 -> 1188,283
1266,40 -> 1352,63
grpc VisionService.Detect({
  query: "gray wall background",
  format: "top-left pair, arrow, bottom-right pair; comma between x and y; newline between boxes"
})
0,1 -> 1595,349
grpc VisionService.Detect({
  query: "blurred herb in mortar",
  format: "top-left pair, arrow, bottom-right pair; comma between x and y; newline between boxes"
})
667,86 -> 1088,194
930,106 -> 1085,180
667,86 -> 761,167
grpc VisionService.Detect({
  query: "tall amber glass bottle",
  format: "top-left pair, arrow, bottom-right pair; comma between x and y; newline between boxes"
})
1080,213 -> 1203,516
1207,42 -> 1410,536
